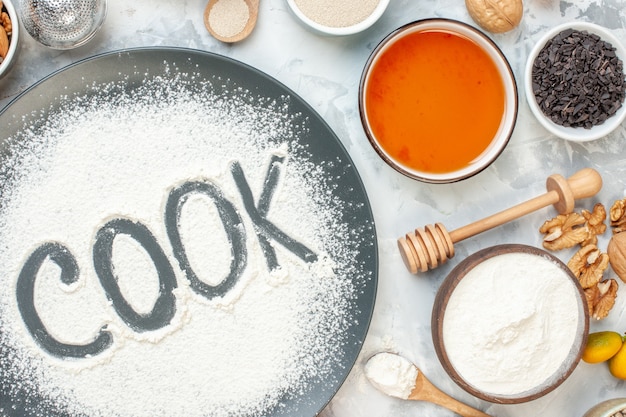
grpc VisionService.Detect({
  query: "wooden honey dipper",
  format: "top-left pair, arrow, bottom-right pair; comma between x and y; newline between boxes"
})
398,168 -> 603,274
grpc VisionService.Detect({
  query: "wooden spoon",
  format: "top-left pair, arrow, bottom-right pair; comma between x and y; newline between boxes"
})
203,0 -> 259,43
365,352 -> 492,417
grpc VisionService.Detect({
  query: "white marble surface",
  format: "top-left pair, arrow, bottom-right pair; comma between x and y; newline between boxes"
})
2,0 -> 626,416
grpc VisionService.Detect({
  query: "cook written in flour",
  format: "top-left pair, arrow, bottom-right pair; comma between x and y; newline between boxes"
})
0,68 -> 366,417
16,156 -> 318,359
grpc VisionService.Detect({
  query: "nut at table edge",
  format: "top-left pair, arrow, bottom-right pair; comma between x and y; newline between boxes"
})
608,198 -> 626,283
608,232 -> 626,282
465,0 -> 523,33
0,25 -> 8,57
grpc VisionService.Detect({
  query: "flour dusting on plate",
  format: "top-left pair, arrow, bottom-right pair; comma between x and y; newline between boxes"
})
0,57 -> 375,417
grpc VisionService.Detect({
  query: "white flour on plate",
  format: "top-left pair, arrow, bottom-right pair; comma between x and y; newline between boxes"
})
0,66 -> 370,417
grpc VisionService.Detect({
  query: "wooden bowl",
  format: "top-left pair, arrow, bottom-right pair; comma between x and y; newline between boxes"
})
432,244 -> 589,403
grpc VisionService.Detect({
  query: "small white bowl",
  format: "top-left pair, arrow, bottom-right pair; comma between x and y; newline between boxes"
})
286,0 -> 390,36
525,22 -> 626,142
0,0 -> 20,79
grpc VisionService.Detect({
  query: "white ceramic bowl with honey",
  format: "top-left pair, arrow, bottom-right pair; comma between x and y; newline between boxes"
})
359,19 -> 518,184
432,244 -> 589,403
525,22 -> 626,142
286,0 -> 390,36
0,0 -> 20,79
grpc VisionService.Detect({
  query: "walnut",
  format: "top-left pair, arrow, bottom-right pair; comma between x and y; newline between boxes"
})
608,231 -> 626,283
0,11 -> 11,34
584,279 -> 618,320
0,3 -> 9,60
539,205 -> 617,320
540,212 -> 588,251
608,199 -> 626,282
0,25 -> 8,59
568,244 -> 610,289
610,198 -> 626,233
465,0 -> 523,33
581,203 -> 607,246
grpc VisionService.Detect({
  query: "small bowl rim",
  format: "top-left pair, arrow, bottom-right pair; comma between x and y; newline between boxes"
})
582,398 -> 626,417
0,0 -> 20,79
524,21 -> 626,142
358,18 -> 519,184
431,244 -> 589,404
286,0 -> 390,36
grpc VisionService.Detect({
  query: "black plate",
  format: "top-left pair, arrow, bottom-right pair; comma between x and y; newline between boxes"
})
0,48 -> 377,417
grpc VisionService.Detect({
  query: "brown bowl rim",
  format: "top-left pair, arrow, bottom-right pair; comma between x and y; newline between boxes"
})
431,243 -> 589,404
358,18 -> 519,184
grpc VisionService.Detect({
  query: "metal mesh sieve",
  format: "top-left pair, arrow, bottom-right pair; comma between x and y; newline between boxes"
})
19,0 -> 107,49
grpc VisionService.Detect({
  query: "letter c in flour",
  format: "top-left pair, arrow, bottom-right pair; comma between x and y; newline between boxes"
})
16,242 -> 114,358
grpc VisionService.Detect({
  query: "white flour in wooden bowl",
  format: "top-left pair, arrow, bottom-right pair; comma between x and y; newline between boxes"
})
0,63 -> 373,417
442,251 -> 584,399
